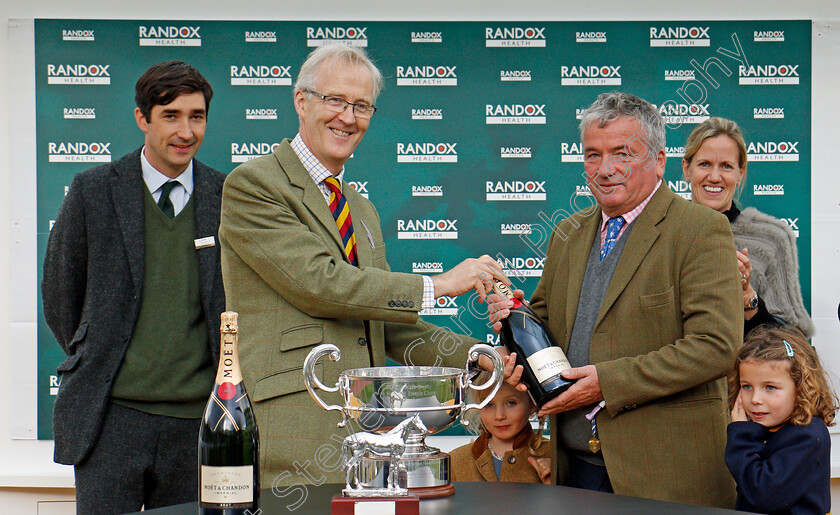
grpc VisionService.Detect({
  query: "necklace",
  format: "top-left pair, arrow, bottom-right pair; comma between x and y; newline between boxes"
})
488,442 -> 504,461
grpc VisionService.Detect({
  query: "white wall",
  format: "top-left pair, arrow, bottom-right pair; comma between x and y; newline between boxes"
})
3,0 -> 839,511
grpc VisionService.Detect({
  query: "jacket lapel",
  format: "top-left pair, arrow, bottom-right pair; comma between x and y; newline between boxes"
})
345,193 -> 375,269
595,185 -> 672,326
109,148 -> 145,299
192,160 -> 223,319
277,142 -> 348,260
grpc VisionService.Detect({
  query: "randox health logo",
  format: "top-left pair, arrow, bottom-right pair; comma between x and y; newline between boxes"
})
412,262 -> 444,273
411,185 -> 443,197
486,104 -> 546,124
501,223 -> 533,235
747,141 -> 799,161
560,66 -> 621,86
49,142 -> 111,162
754,30 -> 785,42
411,31 -> 442,43
397,143 -> 458,163
576,31 -> 606,43
485,26 -> 546,47
63,107 -> 95,119
245,31 -> 277,43
62,29 -> 94,41
397,219 -> 458,239
486,180 -> 546,201
420,296 -> 459,316
561,142 -> 583,162
347,181 -> 369,198
657,103 -> 710,124
230,65 -> 292,86
753,184 -> 785,196
47,64 -> 110,85
499,256 -> 545,277
501,147 -> 532,158
649,26 -> 710,47
501,70 -> 531,82
667,180 -> 692,200
306,26 -> 368,47
411,108 -> 443,120
396,66 -> 457,86
739,65 -> 800,85
139,25 -> 201,46
245,108 -> 278,120
664,69 -> 696,81
231,142 -> 281,163
754,107 -> 785,119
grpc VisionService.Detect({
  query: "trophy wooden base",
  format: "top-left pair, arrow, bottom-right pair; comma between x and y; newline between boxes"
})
411,483 -> 456,499
331,494 -> 419,515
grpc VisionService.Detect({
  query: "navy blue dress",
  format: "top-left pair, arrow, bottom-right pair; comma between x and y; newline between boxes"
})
725,419 -> 830,515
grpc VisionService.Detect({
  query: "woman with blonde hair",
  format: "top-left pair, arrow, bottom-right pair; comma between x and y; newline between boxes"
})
682,117 -> 813,337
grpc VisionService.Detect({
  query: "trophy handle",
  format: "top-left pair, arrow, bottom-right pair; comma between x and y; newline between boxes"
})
459,344 -> 504,426
302,344 -> 349,427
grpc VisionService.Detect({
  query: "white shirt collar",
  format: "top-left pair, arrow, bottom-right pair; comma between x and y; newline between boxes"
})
140,146 -> 194,194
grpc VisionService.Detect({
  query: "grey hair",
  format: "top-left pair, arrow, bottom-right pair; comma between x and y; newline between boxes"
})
293,44 -> 383,103
579,92 -> 666,154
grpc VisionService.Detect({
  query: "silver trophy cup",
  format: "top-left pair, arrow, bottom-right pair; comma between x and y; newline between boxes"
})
303,343 -> 503,498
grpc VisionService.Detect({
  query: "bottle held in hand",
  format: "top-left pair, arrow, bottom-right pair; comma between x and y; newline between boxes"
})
198,311 -> 259,515
492,280 -> 574,407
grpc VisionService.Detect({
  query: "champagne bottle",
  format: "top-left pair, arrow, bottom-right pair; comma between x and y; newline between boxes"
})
198,311 -> 259,514
492,280 -> 574,406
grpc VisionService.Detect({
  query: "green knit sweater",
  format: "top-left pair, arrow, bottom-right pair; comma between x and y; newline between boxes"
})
110,187 -> 214,418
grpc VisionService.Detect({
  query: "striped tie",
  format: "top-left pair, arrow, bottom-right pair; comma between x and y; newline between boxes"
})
324,176 -> 358,266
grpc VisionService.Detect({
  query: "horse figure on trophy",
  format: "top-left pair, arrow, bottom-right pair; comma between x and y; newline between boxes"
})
341,414 -> 428,494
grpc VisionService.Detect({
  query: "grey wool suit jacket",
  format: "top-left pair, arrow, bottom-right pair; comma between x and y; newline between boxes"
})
42,147 -> 227,465
219,140 -> 479,486
532,185 -> 742,507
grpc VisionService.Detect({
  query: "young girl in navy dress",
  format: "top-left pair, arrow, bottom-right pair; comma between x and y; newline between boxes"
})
450,373 -> 553,483
726,326 -> 837,515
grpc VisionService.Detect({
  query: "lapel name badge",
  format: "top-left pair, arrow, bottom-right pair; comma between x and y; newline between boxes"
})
195,236 -> 216,249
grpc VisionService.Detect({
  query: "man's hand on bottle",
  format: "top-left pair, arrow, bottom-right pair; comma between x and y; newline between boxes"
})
430,254 -> 510,302
537,365 -> 603,417
486,289 -> 527,329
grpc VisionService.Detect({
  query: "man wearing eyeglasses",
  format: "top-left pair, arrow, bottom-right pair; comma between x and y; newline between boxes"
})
219,44 -> 508,488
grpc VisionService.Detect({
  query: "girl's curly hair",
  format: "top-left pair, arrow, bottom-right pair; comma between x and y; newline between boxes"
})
729,325 -> 837,426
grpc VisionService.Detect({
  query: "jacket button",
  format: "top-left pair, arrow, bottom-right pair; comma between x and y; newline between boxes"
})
388,301 -> 395,307
358,338 -> 367,346
408,301 -> 415,308
507,456 -> 516,464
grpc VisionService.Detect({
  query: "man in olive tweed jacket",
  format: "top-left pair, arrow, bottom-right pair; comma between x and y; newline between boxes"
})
493,93 -> 742,507
219,44 -> 506,490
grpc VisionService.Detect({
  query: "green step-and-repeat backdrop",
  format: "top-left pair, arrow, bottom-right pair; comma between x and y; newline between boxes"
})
35,19 -> 810,439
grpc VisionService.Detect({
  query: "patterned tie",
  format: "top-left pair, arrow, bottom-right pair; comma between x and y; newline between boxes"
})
157,181 -> 176,219
324,176 -> 358,266
600,216 -> 626,261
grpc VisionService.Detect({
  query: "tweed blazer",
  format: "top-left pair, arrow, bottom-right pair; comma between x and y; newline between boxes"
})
219,140 -> 479,486
42,147 -> 227,465
450,431 -> 552,483
531,185 -> 742,507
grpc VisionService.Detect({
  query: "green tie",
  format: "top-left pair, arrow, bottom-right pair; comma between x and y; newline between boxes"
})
157,181 -> 176,219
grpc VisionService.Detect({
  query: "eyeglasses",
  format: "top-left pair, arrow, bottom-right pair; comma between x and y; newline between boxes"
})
304,89 -> 377,118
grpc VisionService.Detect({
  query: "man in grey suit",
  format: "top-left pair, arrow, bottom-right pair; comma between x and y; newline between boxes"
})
42,61 -> 226,514
220,44 -> 508,488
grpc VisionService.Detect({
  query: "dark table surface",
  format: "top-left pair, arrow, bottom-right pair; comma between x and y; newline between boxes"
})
133,482 -> 752,514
